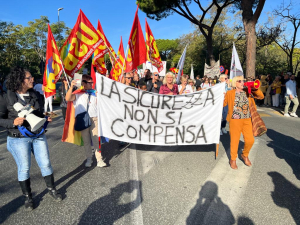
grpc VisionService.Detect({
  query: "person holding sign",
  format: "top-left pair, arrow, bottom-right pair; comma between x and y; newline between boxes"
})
159,72 -> 179,95
65,75 -> 107,168
179,75 -> 194,95
224,75 -> 264,170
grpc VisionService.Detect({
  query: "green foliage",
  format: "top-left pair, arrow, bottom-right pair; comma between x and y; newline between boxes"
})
0,16 -> 70,80
137,0 -> 192,21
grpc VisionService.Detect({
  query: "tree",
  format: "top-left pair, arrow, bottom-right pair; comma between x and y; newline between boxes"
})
137,0 -> 236,66
240,0 -> 266,78
156,39 -> 179,60
273,2 -> 300,74
20,16 -> 69,75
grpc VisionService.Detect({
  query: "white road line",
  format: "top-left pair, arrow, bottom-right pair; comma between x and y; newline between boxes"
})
129,148 -> 144,225
174,140 -> 259,225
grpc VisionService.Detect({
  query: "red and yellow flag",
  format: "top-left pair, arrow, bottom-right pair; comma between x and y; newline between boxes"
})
59,10 -> 103,77
125,6 -> 146,72
43,24 -> 63,98
110,37 -> 126,81
145,19 -> 163,73
92,20 -> 115,75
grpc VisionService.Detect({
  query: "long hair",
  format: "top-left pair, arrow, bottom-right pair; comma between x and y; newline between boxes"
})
163,72 -> 176,85
6,67 -> 30,92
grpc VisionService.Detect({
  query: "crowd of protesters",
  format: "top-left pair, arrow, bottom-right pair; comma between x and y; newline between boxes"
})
0,66 -> 299,211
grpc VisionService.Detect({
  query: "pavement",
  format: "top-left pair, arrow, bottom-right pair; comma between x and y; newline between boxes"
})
0,106 -> 299,225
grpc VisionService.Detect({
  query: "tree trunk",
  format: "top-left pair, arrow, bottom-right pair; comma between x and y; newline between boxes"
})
206,33 -> 216,66
243,20 -> 257,79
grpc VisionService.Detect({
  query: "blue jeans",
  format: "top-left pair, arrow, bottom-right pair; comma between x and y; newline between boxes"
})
221,105 -> 228,128
7,134 -> 53,181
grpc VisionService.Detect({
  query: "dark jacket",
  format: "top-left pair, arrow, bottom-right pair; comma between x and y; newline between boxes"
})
147,80 -> 162,93
2,89 -> 46,136
195,79 -> 201,88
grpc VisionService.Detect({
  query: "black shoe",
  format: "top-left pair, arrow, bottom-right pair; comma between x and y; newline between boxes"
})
48,188 -> 62,201
24,194 -> 34,210
44,174 -> 63,201
19,178 -> 34,210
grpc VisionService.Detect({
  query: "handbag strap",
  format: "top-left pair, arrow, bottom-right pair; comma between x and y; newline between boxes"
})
86,94 -> 91,112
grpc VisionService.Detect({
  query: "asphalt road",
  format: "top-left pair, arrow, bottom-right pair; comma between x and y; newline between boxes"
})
0,106 -> 299,225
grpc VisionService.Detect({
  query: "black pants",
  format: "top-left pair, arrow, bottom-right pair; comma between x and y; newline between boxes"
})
61,107 -> 67,120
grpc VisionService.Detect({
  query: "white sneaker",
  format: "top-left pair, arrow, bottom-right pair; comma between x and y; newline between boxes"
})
85,158 -> 93,167
284,113 -> 291,117
220,129 -> 223,135
221,128 -> 227,134
290,113 -> 298,117
97,159 -> 107,167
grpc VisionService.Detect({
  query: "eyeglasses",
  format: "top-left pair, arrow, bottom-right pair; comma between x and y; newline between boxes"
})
24,76 -> 33,80
236,80 -> 245,83
83,80 -> 94,84
126,77 -> 133,79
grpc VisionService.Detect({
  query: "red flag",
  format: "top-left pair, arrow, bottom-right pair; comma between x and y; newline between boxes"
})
93,20 -> 116,75
125,6 -> 146,72
59,10 -> 103,77
111,37 -> 126,81
43,24 -> 63,98
145,19 -> 163,72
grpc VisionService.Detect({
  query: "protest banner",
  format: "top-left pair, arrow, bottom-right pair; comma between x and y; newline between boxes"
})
143,61 -> 166,76
204,60 -> 220,78
97,75 -> 225,146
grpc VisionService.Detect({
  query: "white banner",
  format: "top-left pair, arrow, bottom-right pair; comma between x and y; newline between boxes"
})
97,75 -> 225,146
204,60 -> 220,78
143,61 -> 167,76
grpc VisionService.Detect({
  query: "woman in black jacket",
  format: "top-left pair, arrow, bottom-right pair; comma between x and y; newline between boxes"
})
0,67 -> 62,210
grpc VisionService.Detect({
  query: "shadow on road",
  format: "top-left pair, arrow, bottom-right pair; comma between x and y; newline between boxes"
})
133,143 -> 216,153
78,180 -> 142,225
0,161 -> 95,223
101,140 -> 128,166
186,181 -> 235,225
266,129 -> 300,180
268,171 -> 300,225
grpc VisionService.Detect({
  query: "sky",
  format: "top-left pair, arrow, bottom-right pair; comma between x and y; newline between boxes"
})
0,0 -> 294,52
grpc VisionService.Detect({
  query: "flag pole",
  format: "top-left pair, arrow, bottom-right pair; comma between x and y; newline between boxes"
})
121,44 -> 129,76
60,59 -> 71,88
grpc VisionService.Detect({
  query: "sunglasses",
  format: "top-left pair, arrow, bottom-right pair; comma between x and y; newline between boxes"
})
236,79 -> 246,83
126,77 -> 133,79
83,80 -> 94,84
225,78 -> 228,80
154,74 -> 159,76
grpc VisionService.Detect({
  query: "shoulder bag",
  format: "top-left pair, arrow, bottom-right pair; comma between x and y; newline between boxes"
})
74,94 -> 91,131
249,98 -> 267,136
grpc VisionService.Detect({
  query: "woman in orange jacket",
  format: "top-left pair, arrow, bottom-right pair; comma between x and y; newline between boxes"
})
224,75 -> 264,169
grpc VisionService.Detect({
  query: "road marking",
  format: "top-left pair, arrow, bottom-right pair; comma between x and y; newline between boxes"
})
258,113 -> 271,117
129,148 -> 144,225
174,140 -> 259,224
